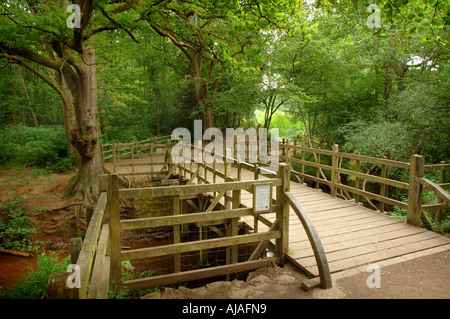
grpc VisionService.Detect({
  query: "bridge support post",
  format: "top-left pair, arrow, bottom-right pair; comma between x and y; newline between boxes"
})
407,155 -> 424,226
173,195 -> 181,273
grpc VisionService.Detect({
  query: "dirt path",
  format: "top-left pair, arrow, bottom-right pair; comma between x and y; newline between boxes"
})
337,250 -> 450,299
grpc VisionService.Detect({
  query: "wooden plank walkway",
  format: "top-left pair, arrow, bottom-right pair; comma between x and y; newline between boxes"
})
107,159 -> 450,279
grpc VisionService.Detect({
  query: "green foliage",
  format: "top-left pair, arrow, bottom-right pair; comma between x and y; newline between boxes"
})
0,125 -> 72,172
0,0 -> 448,171
0,168 -> 51,251
340,68 -> 450,163
391,206 -> 450,234
389,172 -> 450,233
0,194 -> 36,251
8,251 -> 71,299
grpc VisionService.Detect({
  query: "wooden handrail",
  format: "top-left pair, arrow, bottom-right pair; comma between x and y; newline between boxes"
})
47,191 -> 110,299
119,178 -> 282,199
107,136 -> 447,225
87,224 -> 110,299
336,167 -> 409,189
77,192 -> 108,298
424,163 -> 450,172
105,159 -> 292,291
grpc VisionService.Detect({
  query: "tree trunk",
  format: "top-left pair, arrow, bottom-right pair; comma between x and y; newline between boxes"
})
191,53 -> 215,129
17,65 -> 39,127
67,43 -> 103,201
204,105 -> 215,129
44,44 -> 77,158
60,80 -> 78,159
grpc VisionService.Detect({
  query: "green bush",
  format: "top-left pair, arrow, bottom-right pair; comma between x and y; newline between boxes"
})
0,125 -> 72,172
8,251 -> 71,299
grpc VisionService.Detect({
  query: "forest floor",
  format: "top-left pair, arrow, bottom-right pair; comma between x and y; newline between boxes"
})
0,167 -> 449,299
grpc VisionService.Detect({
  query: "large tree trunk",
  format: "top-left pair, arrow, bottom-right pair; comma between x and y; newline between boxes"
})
44,45 -> 77,158
60,79 -> 78,159
203,105 -> 215,129
191,53 -> 215,129
67,44 -> 103,201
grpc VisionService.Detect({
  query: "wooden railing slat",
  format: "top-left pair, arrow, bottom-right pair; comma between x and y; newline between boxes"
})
121,231 -> 281,261
87,224 -> 109,299
76,192 -> 107,299
119,179 -> 282,199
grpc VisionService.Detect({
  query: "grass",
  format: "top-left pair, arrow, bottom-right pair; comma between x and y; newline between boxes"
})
7,250 -> 71,299
108,260 -> 160,299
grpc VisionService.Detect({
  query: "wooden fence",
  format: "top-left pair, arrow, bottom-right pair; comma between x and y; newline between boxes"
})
102,135 -> 172,179
279,139 -> 450,227
104,137 -> 449,229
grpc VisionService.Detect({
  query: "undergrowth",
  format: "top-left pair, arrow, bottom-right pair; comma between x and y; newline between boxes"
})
7,250 -> 71,299
0,168 -> 52,251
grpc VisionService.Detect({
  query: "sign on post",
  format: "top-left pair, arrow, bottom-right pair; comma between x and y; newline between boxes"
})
253,184 -> 272,213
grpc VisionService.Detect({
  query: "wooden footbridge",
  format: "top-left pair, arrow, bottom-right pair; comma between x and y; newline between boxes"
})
49,136 -> 450,299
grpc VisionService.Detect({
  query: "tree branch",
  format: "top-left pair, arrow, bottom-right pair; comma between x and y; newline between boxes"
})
95,4 -> 140,43
231,39 -> 252,58
0,53 -> 72,112
0,43 -> 62,71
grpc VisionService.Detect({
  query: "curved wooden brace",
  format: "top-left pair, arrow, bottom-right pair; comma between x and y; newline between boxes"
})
417,177 -> 450,207
282,192 -> 332,289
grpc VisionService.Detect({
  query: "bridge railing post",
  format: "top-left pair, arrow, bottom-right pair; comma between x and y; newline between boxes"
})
112,141 -> 117,173
437,160 -> 446,223
331,144 -> 339,197
407,154 -> 424,226
285,139 -> 292,167
166,139 -> 173,173
276,163 -> 290,265
108,173 -> 122,285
